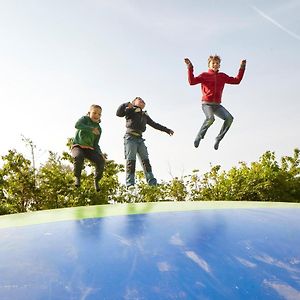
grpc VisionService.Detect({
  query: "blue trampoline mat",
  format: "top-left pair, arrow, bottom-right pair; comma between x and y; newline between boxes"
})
1,202 -> 300,300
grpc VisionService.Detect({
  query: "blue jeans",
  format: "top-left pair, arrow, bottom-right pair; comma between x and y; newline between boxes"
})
124,134 -> 157,187
195,104 -> 234,143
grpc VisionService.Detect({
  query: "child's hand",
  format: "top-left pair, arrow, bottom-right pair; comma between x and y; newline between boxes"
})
127,103 -> 133,109
101,153 -> 108,160
240,60 -> 247,68
184,58 -> 193,68
92,128 -> 100,135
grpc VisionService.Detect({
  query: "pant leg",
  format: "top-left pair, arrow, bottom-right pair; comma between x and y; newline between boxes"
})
137,138 -> 157,186
85,149 -> 105,181
124,134 -> 138,187
213,105 -> 234,142
195,104 -> 215,142
71,146 -> 85,179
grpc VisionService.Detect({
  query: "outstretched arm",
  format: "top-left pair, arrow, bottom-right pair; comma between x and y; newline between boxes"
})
225,59 -> 247,84
184,57 -> 202,85
147,115 -> 174,135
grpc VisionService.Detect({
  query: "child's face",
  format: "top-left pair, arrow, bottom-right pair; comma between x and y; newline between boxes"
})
133,98 -> 146,109
89,107 -> 102,123
209,59 -> 220,72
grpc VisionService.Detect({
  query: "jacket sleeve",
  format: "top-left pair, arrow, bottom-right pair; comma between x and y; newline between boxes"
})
94,137 -> 102,153
225,68 -> 245,85
187,66 -> 203,85
146,115 -> 172,134
93,126 -> 102,154
75,116 -> 94,131
116,102 -> 132,117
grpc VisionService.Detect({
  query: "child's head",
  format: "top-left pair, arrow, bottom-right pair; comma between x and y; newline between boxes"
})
208,55 -> 221,72
132,97 -> 146,109
88,104 -> 102,123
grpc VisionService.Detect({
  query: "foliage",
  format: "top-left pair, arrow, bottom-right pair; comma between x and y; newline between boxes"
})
1,150 -> 37,213
0,141 -> 299,215
37,151 -> 75,209
186,149 -> 300,202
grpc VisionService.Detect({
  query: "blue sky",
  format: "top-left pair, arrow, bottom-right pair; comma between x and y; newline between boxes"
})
0,0 -> 299,182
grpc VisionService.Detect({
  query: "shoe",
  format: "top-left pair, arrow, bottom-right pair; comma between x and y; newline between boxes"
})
94,180 -> 101,192
148,178 -> 157,186
194,139 -> 201,148
127,185 -> 135,193
214,139 -> 220,150
126,185 -> 137,203
75,177 -> 81,188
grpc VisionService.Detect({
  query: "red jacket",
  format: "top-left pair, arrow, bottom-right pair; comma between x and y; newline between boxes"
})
188,67 -> 245,103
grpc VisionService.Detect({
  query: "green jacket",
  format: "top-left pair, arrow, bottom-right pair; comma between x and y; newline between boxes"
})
72,116 -> 102,153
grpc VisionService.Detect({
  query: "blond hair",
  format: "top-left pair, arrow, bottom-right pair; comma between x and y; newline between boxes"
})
89,104 -> 102,111
208,55 -> 221,66
132,97 -> 145,104
87,104 -> 102,116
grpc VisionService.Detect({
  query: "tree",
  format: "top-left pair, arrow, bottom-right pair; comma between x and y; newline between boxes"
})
189,149 -> 300,202
0,146 -> 299,216
37,151 -> 75,209
1,150 -> 37,213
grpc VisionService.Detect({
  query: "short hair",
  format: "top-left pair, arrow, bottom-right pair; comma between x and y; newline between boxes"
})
89,104 -> 102,111
208,55 -> 221,66
132,97 -> 145,104
87,104 -> 102,116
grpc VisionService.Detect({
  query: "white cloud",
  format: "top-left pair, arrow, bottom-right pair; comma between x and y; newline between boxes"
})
185,251 -> 212,274
236,256 -> 257,268
264,280 -> 300,300
169,233 -> 185,246
251,5 -> 300,41
254,254 -> 299,273
157,261 -> 172,272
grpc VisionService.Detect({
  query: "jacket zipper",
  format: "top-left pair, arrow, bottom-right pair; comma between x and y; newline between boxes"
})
214,73 -> 217,102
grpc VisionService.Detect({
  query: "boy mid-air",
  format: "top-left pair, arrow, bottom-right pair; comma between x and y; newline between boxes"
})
184,55 -> 246,150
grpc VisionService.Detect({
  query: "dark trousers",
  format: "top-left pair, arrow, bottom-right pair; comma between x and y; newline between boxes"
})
71,146 -> 105,181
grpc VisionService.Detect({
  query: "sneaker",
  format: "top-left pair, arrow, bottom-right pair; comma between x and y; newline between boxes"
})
126,185 -> 137,203
94,180 -> 101,192
194,139 -> 201,148
148,178 -> 157,186
214,139 -> 220,150
127,185 -> 135,193
75,177 -> 81,188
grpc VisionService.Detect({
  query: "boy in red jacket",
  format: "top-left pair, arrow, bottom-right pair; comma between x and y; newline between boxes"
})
184,55 -> 246,150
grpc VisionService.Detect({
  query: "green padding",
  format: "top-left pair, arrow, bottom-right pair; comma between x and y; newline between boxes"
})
1,201 -> 300,229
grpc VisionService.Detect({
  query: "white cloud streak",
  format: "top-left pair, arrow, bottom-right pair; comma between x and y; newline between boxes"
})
264,280 -> 300,300
251,5 -> 300,41
185,251 -> 212,274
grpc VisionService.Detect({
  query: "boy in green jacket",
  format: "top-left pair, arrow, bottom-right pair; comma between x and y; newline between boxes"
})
71,104 -> 105,191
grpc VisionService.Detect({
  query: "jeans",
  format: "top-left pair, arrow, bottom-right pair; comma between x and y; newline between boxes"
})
124,134 -> 157,187
71,146 -> 105,181
195,104 -> 234,143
